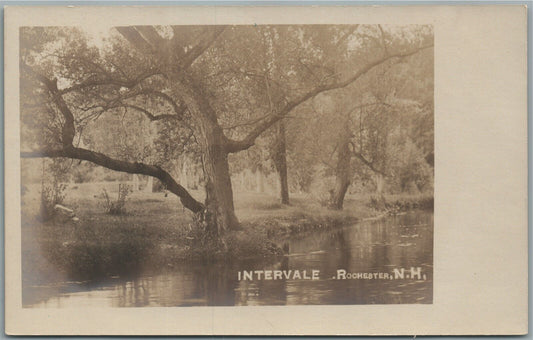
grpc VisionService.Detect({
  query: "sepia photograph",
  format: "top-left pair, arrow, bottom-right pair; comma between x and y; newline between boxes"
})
19,23 -> 434,308
4,5 -> 527,336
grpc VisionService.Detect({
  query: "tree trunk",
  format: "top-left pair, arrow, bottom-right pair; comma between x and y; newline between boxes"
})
240,171 -> 246,192
132,174 -> 140,191
375,173 -> 385,195
255,168 -> 265,193
180,159 -> 189,189
279,168 -> 289,205
145,176 -> 153,193
329,134 -> 352,210
201,127 -> 240,234
173,76 -> 241,235
273,121 -> 290,205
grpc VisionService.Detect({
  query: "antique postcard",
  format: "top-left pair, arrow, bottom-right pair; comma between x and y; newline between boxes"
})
4,5 -> 528,335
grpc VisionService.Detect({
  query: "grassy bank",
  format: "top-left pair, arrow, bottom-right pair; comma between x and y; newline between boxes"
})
368,193 -> 434,214
21,182 -> 432,283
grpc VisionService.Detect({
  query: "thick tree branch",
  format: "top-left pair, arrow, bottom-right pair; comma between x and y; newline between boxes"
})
377,25 -> 389,56
21,147 -> 205,213
225,44 -> 433,153
180,26 -> 226,69
336,25 -> 360,47
134,26 -> 167,49
99,87 -> 187,119
58,70 -> 161,96
116,25 -> 225,70
115,26 -> 154,52
222,112 -> 271,130
42,53 -> 109,75
130,89 -> 186,118
122,104 -> 180,121
348,142 -> 386,176
21,63 -> 76,147
22,63 -> 204,214
353,152 -> 386,176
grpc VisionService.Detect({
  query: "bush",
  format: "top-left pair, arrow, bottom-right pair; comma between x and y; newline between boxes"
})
307,173 -> 336,207
369,195 -> 387,211
368,194 -> 434,214
152,178 -> 166,192
185,213 -> 218,246
39,180 -> 67,222
39,159 -> 70,221
224,231 -> 283,259
72,165 -> 94,183
101,184 -> 132,215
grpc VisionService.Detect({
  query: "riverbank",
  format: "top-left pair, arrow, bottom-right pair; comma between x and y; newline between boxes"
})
21,183 -> 432,283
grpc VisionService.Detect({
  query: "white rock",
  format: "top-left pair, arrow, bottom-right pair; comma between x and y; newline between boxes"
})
54,204 -> 74,215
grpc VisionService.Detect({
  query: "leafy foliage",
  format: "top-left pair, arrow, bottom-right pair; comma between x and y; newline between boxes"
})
38,159 -> 71,221
39,180 -> 67,222
100,183 -> 132,215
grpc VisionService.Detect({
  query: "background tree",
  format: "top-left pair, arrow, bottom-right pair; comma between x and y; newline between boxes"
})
284,26 -> 433,209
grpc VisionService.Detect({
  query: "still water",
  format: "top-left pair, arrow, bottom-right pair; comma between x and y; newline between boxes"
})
23,211 -> 433,307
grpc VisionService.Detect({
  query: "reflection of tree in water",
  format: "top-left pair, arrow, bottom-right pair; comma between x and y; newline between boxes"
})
115,278 -> 150,307
110,263 -> 240,307
334,230 -> 352,270
201,262 -> 237,306
281,211 -> 433,304
235,258 -> 288,306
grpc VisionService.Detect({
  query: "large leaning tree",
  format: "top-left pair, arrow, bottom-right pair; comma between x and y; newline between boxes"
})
20,25 -> 433,236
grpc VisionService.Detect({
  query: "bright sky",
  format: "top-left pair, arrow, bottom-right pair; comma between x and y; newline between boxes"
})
82,24 -> 115,48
